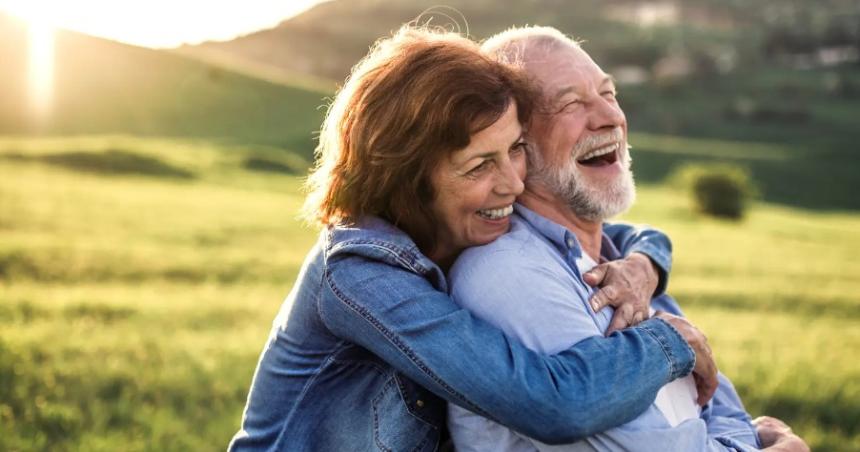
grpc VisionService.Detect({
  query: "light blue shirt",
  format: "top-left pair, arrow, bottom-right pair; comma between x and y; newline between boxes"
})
447,204 -> 760,452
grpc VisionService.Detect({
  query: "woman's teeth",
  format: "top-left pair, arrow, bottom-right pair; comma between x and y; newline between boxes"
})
478,205 -> 513,220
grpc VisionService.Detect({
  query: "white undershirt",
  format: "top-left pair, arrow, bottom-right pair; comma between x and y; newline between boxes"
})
578,253 -> 699,427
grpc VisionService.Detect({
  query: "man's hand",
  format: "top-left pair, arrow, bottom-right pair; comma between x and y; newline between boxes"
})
652,311 -> 718,406
754,416 -> 810,452
584,252 -> 659,335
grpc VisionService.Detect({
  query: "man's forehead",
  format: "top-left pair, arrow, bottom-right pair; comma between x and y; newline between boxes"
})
551,74 -> 614,98
527,46 -> 608,93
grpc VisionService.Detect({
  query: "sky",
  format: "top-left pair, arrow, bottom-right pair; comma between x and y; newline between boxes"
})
0,0 -> 328,48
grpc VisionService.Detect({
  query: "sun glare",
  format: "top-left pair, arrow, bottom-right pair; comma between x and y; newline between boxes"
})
0,0 -> 327,127
28,18 -> 56,126
5,1 -> 59,128
1,1 -> 327,48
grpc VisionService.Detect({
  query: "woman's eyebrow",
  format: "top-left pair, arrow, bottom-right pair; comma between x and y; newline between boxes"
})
508,133 -> 526,149
471,152 -> 498,159
459,130 -> 524,163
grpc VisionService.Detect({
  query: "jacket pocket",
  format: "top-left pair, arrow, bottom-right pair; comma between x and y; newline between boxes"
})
372,373 -> 440,452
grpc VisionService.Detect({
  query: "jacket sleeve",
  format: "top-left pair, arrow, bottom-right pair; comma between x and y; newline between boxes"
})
529,415 -> 760,452
651,294 -> 760,448
318,253 -> 695,444
700,373 -> 761,448
604,222 -> 673,296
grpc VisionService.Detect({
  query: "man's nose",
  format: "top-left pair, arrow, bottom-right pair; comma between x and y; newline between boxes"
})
588,97 -> 625,131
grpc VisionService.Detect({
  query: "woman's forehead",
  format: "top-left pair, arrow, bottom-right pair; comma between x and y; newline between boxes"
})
451,104 -> 523,162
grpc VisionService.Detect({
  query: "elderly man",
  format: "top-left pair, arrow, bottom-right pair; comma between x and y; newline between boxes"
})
447,26 -> 809,452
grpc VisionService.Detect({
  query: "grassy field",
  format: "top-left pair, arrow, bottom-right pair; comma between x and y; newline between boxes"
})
1,135 -> 858,451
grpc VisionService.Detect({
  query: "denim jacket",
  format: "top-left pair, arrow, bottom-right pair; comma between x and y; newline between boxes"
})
229,217 -> 695,452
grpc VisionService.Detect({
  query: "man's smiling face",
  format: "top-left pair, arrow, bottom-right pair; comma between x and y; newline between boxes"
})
525,44 -> 636,221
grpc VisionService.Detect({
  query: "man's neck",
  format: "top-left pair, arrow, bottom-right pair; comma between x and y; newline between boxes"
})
518,184 -> 603,261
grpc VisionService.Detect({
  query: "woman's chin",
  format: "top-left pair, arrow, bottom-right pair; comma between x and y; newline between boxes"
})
469,216 -> 512,246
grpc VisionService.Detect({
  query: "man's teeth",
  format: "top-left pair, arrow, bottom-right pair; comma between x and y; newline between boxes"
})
579,142 -> 618,161
478,205 -> 513,220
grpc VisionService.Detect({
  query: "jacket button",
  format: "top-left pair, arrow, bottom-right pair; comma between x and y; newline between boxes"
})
416,399 -> 425,408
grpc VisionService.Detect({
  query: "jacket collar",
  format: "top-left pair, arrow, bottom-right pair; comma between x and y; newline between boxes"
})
325,216 -> 448,291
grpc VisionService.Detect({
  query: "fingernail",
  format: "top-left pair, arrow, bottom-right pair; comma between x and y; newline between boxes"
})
591,301 -> 599,311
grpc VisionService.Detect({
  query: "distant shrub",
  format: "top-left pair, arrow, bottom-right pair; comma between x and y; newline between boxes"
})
242,155 -> 306,175
40,150 -> 195,179
723,98 -> 810,124
242,156 -> 297,174
672,163 -> 757,219
0,149 -> 195,179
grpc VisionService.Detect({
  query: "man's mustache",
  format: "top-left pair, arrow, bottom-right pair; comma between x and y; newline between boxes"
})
572,127 -> 625,158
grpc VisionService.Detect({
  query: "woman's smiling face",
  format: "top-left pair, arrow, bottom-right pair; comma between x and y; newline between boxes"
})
429,101 -> 527,264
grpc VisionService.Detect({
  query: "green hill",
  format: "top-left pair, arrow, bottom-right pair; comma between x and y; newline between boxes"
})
3,4 -> 857,450
179,0 -> 657,84
178,0 -> 860,211
0,14 -> 328,156
180,0 -> 860,87
3,5 -> 859,210
1,135 -> 858,450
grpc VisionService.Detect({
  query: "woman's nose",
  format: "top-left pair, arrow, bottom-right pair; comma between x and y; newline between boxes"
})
495,159 -> 525,196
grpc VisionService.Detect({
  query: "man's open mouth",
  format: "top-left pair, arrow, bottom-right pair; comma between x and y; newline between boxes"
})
577,143 -> 619,167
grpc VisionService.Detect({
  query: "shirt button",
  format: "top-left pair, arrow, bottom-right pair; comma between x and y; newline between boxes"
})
416,400 -> 425,408
566,238 -> 575,248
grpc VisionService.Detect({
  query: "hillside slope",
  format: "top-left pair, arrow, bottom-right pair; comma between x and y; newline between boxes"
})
177,0 -> 638,84
179,0 -> 860,211
0,14 -> 328,154
180,0 -> 859,85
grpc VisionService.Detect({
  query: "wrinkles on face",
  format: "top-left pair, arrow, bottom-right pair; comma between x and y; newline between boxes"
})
525,46 -> 635,222
529,127 -> 635,222
428,102 -> 526,265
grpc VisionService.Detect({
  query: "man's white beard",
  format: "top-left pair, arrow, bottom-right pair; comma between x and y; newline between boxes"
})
529,128 -> 636,222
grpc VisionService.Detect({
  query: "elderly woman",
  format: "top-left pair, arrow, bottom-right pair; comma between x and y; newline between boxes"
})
229,26 -> 712,452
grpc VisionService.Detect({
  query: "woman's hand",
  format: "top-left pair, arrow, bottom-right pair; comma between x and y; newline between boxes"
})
755,416 -> 810,452
652,311 -> 718,406
584,252 -> 658,335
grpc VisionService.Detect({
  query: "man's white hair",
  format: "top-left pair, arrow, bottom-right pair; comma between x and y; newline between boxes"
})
481,25 -> 581,70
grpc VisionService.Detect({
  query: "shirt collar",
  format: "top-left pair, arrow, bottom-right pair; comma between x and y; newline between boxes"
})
514,203 -> 622,263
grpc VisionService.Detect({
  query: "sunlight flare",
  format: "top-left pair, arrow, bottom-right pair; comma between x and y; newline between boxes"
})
1,0 -> 327,48
28,18 -> 56,125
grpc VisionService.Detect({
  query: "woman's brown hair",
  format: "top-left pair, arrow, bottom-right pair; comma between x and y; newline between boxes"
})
304,25 -> 534,252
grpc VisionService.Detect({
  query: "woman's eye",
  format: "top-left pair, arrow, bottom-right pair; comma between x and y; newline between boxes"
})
467,160 -> 491,176
602,90 -> 617,99
510,142 -> 528,155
